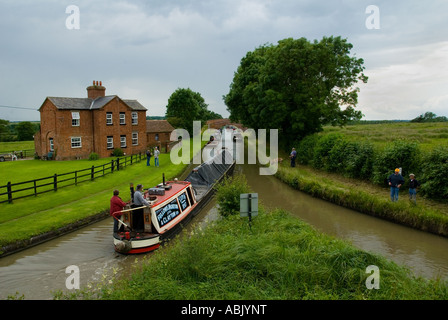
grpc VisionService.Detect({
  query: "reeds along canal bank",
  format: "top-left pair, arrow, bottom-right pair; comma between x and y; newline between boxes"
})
89,208 -> 448,300
273,164 -> 448,238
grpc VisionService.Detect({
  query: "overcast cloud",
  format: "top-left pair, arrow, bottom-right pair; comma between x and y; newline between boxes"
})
0,0 -> 447,122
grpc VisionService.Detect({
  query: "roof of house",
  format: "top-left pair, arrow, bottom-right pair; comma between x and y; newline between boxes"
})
146,120 -> 175,133
42,96 -> 147,111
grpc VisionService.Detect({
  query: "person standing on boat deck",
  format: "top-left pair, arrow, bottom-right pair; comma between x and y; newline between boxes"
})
146,149 -> 152,166
154,146 -> 160,167
408,173 -> 420,204
110,190 -> 129,233
290,148 -> 297,167
388,168 -> 405,202
133,184 -> 150,230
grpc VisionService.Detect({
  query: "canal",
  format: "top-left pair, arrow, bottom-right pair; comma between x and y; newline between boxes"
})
1,160 -> 448,299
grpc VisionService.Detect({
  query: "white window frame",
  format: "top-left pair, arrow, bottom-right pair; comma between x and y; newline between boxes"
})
71,111 -> 80,127
107,136 -> 114,149
71,137 -> 82,149
120,135 -> 127,148
131,112 -> 138,125
120,112 -> 126,125
132,132 -> 138,146
106,112 -> 113,125
49,138 -> 54,152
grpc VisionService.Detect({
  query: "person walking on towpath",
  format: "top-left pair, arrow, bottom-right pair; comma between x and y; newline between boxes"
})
290,148 -> 297,167
408,173 -> 420,204
146,149 -> 152,166
388,168 -> 405,202
154,146 -> 160,167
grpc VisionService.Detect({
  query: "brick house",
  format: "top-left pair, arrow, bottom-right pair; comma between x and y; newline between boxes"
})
146,120 -> 175,152
34,81 -> 148,160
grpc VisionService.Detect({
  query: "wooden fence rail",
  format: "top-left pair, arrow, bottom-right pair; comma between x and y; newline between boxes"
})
0,153 -> 142,204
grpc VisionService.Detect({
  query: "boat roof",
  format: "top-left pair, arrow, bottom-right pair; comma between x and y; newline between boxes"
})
146,181 -> 190,208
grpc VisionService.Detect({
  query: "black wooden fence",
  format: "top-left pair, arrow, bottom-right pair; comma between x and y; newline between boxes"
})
0,153 -> 143,204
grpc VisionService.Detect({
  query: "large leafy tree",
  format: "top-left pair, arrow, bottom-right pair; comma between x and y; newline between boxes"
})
166,88 -> 222,134
224,36 -> 368,148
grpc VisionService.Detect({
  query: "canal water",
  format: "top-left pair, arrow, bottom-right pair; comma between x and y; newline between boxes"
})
1,147 -> 448,299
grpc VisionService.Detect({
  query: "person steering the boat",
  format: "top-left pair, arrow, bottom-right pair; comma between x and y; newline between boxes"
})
132,184 -> 150,231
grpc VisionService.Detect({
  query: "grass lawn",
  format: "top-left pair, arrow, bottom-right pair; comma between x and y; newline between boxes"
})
323,122 -> 448,151
0,141 -> 34,153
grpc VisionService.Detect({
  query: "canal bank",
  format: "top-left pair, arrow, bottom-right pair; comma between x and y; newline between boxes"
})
273,161 -> 448,238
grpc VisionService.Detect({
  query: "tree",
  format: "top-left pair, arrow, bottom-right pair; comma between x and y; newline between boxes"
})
411,111 -> 448,123
224,36 -> 368,149
15,121 -> 36,141
165,88 -> 222,134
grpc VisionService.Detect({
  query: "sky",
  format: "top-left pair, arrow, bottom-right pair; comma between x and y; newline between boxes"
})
0,0 -> 447,122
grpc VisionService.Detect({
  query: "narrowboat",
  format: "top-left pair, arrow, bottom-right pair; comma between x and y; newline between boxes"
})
113,149 -> 235,254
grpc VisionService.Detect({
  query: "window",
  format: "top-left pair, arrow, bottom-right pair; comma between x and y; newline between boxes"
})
178,192 -> 190,211
120,135 -> 127,148
155,133 -> 159,141
71,137 -> 81,148
71,112 -> 80,127
106,112 -> 113,125
131,112 -> 138,125
120,112 -> 126,125
107,136 -> 114,149
132,132 -> 138,146
49,138 -> 54,152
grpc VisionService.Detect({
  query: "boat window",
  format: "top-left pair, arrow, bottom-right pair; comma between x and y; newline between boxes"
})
186,186 -> 195,205
178,192 -> 189,211
156,199 -> 181,227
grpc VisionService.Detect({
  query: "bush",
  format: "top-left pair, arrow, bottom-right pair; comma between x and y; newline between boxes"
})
215,174 -> 251,217
420,147 -> 448,200
88,152 -> 99,161
112,148 -> 124,157
372,140 -> 421,186
296,134 -> 319,165
312,133 -> 344,170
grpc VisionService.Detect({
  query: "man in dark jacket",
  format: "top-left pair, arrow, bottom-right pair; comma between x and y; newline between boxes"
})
388,168 -> 405,202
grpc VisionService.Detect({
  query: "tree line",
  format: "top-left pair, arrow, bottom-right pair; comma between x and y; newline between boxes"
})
0,120 -> 39,142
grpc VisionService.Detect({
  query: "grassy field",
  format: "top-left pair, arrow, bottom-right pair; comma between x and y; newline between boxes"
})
323,122 -> 448,151
0,141 -> 34,153
62,208 -> 448,300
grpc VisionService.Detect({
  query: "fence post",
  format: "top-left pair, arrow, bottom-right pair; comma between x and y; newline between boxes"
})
75,171 -> 78,185
117,158 -> 120,171
34,180 -> 37,196
54,174 -> 58,191
91,166 -> 95,180
111,159 -> 114,173
7,182 -> 12,203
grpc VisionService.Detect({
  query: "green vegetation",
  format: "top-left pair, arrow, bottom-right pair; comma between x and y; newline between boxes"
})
0,140 -> 34,153
297,122 -> 448,201
214,174 -> 251,217
66,208 -> 448,300
224,36 -> 367,150
166,88 -> 222,135
0,119 -> 39,142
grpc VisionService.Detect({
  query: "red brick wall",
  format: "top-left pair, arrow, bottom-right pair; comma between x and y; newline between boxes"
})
35,98 -> 147,160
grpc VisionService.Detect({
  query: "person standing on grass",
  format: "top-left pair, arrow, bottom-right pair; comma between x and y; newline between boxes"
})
110,190 -> 129,233
290,148 -> 297,167
154,146 -> 160,167
408,173 -> 420,204
388,168 -> 405,202
146,149 -> 152,166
